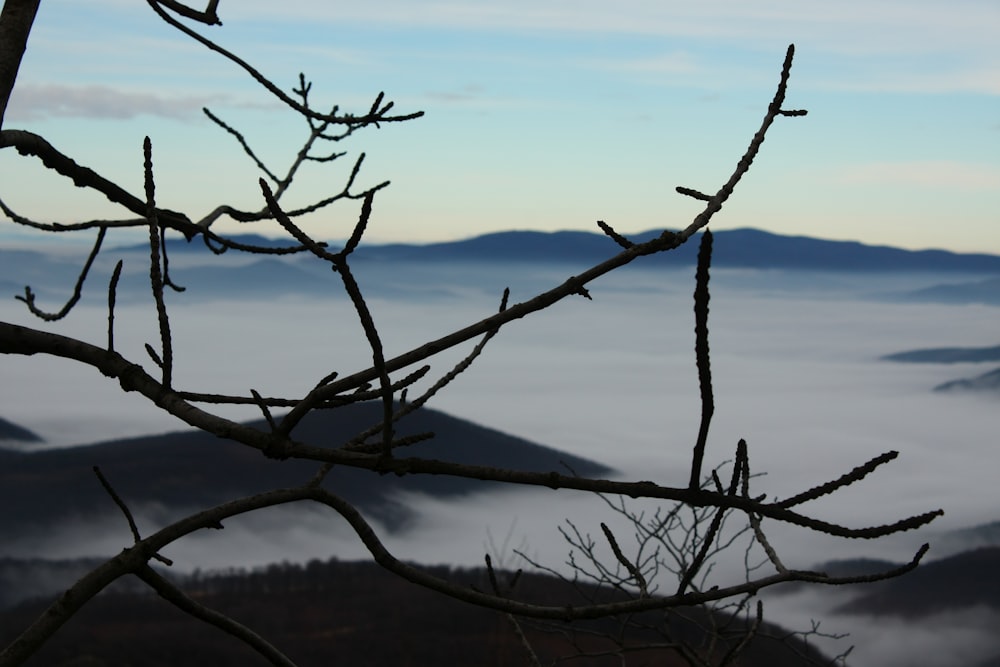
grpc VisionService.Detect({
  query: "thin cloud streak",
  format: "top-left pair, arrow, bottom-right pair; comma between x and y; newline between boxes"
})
6,84 -> 221,122
229,0 -> 999,58
4,83 -> 281,122
208,1 -> 1000,96
227,1 -> 993,42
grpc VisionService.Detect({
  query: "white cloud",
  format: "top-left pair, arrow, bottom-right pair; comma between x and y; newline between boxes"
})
3,83 -> 282,122
5,83 -> 224,121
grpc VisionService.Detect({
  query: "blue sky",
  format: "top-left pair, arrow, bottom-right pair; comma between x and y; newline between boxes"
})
1,0 -> 997,252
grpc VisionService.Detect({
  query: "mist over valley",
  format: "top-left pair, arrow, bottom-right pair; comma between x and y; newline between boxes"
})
2,228 -> 999,666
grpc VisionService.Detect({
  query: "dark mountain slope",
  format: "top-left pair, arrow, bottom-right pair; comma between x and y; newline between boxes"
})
0,558 -> 834,667
0,415 -> 41,443
356,228 -> 1000,272
882,344 -> 1000,363
0,402 -> 612,536
110,227 -> 1000,273
896,275 -> 1000,305
836,547 -> 1000,617
704,228 -> 1000,272
934,367 -> 1000,393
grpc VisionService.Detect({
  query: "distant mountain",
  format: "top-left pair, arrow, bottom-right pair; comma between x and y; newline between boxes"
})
934,367 -> 1000,393
894,275 -> 1000,306
0,247 -> 94,301
0,557 -> 122,610
8,228 -> 999,304
0,416 -> 41,443
0,557 -> 833,666
881,345 -> 1000,394
0,402 -> 613,538
145,258 -> 337,298
107,227 -> 1000,273
835,547 -> 1000,617
113,233 -> 304,255
882,345 -> 1000,363
767,556 -> 903,596
698,229 -> 1000,273
940,520 -> 1000,553
356,228 -> 1000,273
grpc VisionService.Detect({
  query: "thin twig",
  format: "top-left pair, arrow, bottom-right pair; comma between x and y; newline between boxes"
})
147,0 -> 422,126
92,466 -> 142,544
16,226 -> 106,321
689,229 -> 714,489
107,260 -> 122,352
250,389 -> 277,431
135,565 -> 298,667
601,522 -> 649,597
202,107 -> 279,182
143,137 -> 173,388
776,451 -> 899,509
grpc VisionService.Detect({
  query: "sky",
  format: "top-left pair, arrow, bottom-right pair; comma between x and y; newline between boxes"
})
0,0 -> 998,252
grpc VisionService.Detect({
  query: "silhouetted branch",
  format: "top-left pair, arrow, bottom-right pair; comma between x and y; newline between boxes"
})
144,137 -> 173,389
0,316 -> 949,540
675,44 -> 806,243
717,600 -> 764,667
152,0 -> 221,26
601,522 -> 650,597
0,0 -> 41,130
689,229 -> 714,489
676,504 -> 727,596
135,565 -> 298,667
776,450 -> 899,509
0,130 -> 199,237
0,37 -> 942,667
342,287 -> 511,449
597,220 -> 635,248
16,226 -> 106,321
146,1 -> 423,127
484,554 -> 544,667
203,106 -> 280,183
92,466 -> 143,545
0,196 -> 145,233
260,184 -> 393,454
675,186 -> 712,202
2,474 -> 928,667
250,389 -> 277,431
177,365 -> 429,410
107,259 -> 123,352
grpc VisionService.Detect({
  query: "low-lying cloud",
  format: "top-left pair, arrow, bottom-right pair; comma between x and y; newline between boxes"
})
2,265 -> 998,664
4,83 -> 260,122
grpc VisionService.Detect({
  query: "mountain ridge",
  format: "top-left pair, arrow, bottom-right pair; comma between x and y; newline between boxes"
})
0,403 -> 613,538
103,227 -> 1000,273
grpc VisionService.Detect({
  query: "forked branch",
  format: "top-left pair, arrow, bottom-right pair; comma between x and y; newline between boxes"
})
0,39 -> 941,667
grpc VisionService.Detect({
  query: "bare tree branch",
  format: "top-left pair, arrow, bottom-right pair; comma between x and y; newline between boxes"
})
16,227 -> 106,321
0,0 -> 40,130
154,0 -> 221,26
134,565 -> 298,667
0,32 -> 941,666
0,129 -> 200,237
689,229 -> 714,489
146,1 -> 423,126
